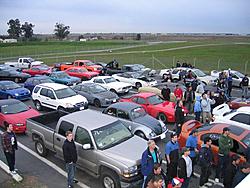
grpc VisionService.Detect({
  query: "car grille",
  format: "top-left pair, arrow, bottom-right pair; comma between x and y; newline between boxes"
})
75,102 -> 86,107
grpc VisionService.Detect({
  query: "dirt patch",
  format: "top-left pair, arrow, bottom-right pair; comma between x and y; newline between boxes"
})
1,175 -> 48,188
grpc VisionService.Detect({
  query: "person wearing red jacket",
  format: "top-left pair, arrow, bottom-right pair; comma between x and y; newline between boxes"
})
174,85 -> 183,100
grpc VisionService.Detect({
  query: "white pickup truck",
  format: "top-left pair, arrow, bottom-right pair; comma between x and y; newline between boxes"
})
5,57 -> 43,69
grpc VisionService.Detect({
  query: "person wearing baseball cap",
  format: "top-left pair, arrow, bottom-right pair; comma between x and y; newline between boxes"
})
167,177 -> 184,188
215,127 -> 233,183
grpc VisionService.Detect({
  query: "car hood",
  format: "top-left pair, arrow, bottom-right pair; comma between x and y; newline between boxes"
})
5,109 -> 40,124
59,94 -> 88,104
107,82 -> 132,88
134,115 -> 162,134
102,136 -> 147,167
199,75 -> 217,82
7,87 -> 30,95
93,91 -> 118,99
84,72 -> 99,76
212,103 -> 231,117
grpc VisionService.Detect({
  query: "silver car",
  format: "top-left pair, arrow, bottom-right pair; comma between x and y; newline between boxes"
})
72,83 -> 119,107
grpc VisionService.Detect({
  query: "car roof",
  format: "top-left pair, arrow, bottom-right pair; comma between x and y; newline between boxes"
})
0,81 -> 15,84
75,60 -> 92,62
108,102 -> 141,111
237,106 -> 250,112
29,76 -> 50,80
37,83 -> 68,90
93,76 -> 112,79
0,99 -> 20,106
79,82 -> 96,86
63,109 -> 120,130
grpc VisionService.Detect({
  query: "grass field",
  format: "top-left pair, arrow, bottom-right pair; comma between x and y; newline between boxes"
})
0,39 -> 250,73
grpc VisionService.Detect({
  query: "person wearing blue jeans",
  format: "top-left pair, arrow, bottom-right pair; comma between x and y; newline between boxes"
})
63,131 -> 78,188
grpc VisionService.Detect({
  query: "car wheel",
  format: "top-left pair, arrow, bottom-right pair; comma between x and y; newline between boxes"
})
158,113 -> 168,124
35,100 -> 43,111
135,82 -> 142,89
162,74 -> 167,79
35,139 -> 48,157
135,131 -> 147,140
7,95 -> 12,99
94,99 -> 101,108
110,89 -> 117,94
101,169 -> 120,188
173,78 -> 179,83
14,77 -> 19,83
58,106 -> 66,111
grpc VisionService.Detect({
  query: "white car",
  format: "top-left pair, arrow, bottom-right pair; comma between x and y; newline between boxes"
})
161,67 -> 217,85
112,72 -> 157,88
211,69 -> 250,87
32,83 -> 88,111
213,104 -> 250,129
85,76 -> 132,94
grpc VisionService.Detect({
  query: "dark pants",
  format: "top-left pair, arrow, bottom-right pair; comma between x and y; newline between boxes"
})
185,101 -> 193,114
176,124 -> 182,137
190,156 -> 196,176
66,163 -> 76,187
199,165 -> 211,186
167,162 -> 178,182
4,151 -> 15,171
195,112 -> 201,121
181,177 -> 190,188
216,155 -> 229,179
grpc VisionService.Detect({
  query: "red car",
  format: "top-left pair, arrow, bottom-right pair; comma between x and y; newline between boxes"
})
64,67 -> 99,81
120,92 -> 188,123
0,99 -> 40,133
22,65 -> 52,76
229,98 -> 250,109
179,120 -> 249,164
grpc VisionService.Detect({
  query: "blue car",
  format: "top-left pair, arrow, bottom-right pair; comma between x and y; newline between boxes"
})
24,76 -> 54,92
49,71 -> 81,86
0,81 -> 31,100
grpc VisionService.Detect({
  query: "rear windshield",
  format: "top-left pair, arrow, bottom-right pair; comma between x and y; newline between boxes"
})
241,133 -> 250,148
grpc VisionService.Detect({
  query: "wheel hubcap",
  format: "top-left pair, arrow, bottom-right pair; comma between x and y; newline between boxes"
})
103,177 -> 114,188
36,102 -> 41,110
37,143 -> 43,154
159,114 -> 166,122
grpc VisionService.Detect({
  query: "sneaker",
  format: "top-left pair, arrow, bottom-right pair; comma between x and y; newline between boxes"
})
199,185 -> 208,188
215,178 -> 219,183
73,179 -> 78,184
14,168 -> 18,171
10,170 -> 17,175
205,182 -> 213,186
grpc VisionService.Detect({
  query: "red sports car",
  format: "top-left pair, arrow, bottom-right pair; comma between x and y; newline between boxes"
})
229,98 -> 250,109
120,92 -> 188,123
22,65 -> 52,76
0,99 -> 40,133
179,120 -> 249,164
64,67 -> 99,81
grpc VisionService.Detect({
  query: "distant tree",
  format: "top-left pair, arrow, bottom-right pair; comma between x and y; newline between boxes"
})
7,19 -> 22,38
136,33 -> 141,40
21,22 -> 35,39
54,23 -> 70,40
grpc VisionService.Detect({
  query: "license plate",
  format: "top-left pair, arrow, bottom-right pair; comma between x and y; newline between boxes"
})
160,133 -> 166,139
80,107 -> 85,110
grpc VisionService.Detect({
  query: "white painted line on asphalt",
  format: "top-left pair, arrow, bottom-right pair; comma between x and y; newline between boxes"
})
162,160 -> 224,187
0,159 -> 23,182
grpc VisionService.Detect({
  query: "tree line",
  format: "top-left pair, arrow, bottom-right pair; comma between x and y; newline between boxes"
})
6,19 -> 70,40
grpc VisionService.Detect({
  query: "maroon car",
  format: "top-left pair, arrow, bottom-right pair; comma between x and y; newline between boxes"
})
229,98 -> 250,109
22,65 -> 52,76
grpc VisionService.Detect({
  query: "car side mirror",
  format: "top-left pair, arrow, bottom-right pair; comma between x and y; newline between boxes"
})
128,125 -> 132,131
116,79 -> 120,82
82,144 -> 92,150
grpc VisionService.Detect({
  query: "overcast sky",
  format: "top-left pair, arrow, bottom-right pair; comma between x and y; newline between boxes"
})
0,0 -> 249,34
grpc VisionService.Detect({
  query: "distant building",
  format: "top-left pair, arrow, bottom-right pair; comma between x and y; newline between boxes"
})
3,39 -> 17,43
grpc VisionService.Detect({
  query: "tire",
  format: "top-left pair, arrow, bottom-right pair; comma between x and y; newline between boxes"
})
58,106 -> 66,111
135,131 -> 146,140
110,89 -> 117,94
7,95 -> 12,99
101,169 -> 120,188
14,77 -> 19,83
34,100 -> 43,111
162,74 -> 167,79
135,82 -> 142,89
35,140 -> 48,157
173,78 -> 179,83
94,99 -> 101,108
158,112 -> 168,124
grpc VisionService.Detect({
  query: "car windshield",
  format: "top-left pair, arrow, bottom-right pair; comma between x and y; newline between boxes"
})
91,120 -> 132,150
147,95 -> 164,105
85,61 -> 95,66
131,66 -> 141,71
2,82 -> 21,90
55,87 -> 77,99
193,69 -> 206,77
1,102 -> 29,114
130,72 -> 141,78
241,133 -> 250,148
234,71 -> 244,78
104,77 -> 117,83
131,107 -> 147,119
38,66 -> 50,71
89,84 -> 107,93
40,79 -> 53,84
56,72 -> 69,79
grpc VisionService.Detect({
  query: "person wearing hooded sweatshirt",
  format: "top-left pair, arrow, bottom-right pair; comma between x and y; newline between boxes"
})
232,162 -> 250,187
194,96 -> 202,121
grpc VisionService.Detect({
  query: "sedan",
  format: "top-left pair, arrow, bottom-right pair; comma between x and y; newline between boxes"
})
24,76 -> 54,92
22,65 -> 52,76
0,81 -> 31,100
120,92 -> 188,123
0,66 -> 30,83
49,71 -> 81,86
103,102 -> 168,140
213,104 -> 250,129
179,120 -> 249,164
72,83 -> 119,107
65,67 -> 99,81
0,99 -> 40,133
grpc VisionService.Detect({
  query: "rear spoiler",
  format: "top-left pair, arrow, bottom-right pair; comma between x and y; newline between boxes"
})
181,120 -> 202,133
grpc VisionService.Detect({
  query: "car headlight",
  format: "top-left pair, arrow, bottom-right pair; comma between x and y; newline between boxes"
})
15,93 -> 19,96
93,67 -> 97,71
122,166 -> 138,178
149,131 -> 156,138
65,103 -> 74,108
158,120 -> 167,131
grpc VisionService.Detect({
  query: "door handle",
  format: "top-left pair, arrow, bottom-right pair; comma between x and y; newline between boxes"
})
56,137 -> 61,141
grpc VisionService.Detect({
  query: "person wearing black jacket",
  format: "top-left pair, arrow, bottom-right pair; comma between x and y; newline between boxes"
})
161,86 -> 171,101
178,147 -> 192,188
144,163 -> 167,188
223,154 -> 241,188
183,86 -> 195,114
175,100 -> 185,136
62,131 -> 78,188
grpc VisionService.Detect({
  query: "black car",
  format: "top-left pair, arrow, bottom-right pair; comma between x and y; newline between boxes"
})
0,66 -> 31,83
